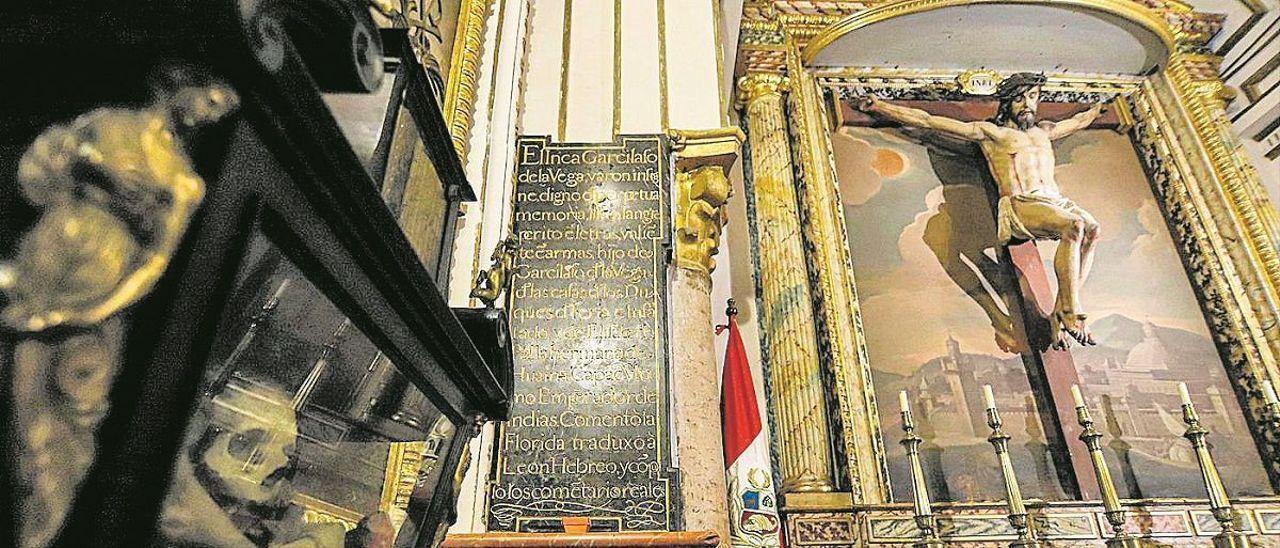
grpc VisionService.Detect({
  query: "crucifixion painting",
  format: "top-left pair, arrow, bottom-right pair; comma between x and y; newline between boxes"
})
858,73 -> 1105,349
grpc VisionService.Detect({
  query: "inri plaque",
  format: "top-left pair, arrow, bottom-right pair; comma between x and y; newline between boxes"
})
488,135 -> 676,532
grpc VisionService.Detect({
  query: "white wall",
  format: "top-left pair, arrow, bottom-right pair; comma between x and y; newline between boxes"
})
446,0 -> 767,534
445,0 -> 528,535
1218,1 -> 1280,203
519,0 -> 729,139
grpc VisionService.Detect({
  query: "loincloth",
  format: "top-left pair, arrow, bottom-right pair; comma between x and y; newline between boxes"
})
996,192 -> 1088,244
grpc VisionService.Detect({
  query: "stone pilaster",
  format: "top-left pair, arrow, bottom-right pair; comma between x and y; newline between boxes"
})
667,127 -> 744,542
736,73 -> 835,493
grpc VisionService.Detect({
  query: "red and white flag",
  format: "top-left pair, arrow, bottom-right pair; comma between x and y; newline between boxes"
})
719,307 -> 782,547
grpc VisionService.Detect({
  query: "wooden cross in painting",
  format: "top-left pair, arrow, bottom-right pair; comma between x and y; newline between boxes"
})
838,92 -> 1126,500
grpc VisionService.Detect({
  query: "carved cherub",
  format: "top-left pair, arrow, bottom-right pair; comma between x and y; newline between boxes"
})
470,238 -> 519,308
677,165 -> 731,273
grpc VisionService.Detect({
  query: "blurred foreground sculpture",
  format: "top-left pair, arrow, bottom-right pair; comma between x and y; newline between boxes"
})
3,67 -> 237,548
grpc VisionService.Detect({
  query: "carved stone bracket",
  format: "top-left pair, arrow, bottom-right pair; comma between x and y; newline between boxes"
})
669,127 -> 745,277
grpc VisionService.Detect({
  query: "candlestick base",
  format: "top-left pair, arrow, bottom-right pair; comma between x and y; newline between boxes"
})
1212,531 -> 1252,548
1105,535 -> 1143,548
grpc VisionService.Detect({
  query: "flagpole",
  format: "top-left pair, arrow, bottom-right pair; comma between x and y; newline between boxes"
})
721,298 -> 783,548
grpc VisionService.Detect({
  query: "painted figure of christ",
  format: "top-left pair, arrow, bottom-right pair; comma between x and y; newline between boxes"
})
858,73 -> 1105,348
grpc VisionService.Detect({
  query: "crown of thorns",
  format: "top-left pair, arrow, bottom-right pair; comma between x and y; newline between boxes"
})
994,72 -> 1047,99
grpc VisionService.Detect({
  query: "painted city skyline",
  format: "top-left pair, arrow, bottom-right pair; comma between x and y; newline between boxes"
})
834,125 -> 1273,501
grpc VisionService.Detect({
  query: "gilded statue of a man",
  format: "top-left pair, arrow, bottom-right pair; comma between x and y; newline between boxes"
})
859,73 -> 1104,348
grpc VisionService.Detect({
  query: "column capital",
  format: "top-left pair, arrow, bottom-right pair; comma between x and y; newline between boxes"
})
1169,52 -> 1234,104
668,126 -> 745,173
736,73 -> 789,107
668,127 -> 744,276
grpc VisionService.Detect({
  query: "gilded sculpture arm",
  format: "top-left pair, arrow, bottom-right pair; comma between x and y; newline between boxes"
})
1046,102 -> 1104,140
858,95 -> 987,141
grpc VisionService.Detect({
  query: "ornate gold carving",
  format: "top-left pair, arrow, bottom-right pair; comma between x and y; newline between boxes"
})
297,493 -> 363,531
1165,52 -> 1280,335
407,0 -> 491,162
803,0 -> 1179,65
4,71 -> 237,548
3,82 -> 234,332
738,19 -> 790,76
784,500 -> 1280,544
378,440 -> 427,531
817,68 -> 1141,101
737,72 -> 835,493
785,55 -> 888,503
404,0 -> 446,74
956,69 -> 1002,95
669,127 -> 746,276
673,168 -> 730,275
471,237 -> 518,307
1129,75 -> 1280,481
737,73 -> 789,106
738,0 -> 1224,74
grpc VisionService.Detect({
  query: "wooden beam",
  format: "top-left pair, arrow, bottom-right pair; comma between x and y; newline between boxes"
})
838,99 -> 1121,130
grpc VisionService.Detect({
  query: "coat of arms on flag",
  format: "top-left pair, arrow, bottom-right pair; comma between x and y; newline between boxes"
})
718,300 -> 782,547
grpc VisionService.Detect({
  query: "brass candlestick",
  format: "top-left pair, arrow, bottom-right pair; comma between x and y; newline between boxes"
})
1072,386 -> 1140,548
1179,383 -> 1252,548
900,392 -> 945,548
984,386 -> 1043,548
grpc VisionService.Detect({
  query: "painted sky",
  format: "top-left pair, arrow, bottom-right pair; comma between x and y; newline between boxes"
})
835,126 -> 1212,376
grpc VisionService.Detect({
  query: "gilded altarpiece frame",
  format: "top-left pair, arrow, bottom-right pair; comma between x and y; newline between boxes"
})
735,0 -> 1280,542
810,68 -> 1280,496
763,69 -> 1280,547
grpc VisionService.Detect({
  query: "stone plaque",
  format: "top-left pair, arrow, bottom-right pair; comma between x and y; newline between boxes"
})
487,135 -> 677,532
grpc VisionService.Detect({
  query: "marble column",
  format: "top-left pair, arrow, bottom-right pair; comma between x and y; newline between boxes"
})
668,127 -> 744,542
736,73 -> 835,493
785,65 -> 887,501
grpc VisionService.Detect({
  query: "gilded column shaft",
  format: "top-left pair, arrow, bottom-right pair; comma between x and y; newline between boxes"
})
786,59 -> 888,503
442,0 -> 492,163
738,73 -> 835,493
1164,55 -> 1280,360
1167,54 -> 1280,292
